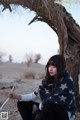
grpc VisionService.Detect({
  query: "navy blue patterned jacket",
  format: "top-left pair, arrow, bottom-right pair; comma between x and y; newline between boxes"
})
38,70 -> 76,120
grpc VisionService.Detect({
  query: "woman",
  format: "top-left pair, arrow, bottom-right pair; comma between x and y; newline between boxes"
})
8,54 -> 76,120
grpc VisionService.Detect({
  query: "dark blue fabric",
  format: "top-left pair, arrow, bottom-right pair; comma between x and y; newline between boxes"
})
39,70 -> 76,119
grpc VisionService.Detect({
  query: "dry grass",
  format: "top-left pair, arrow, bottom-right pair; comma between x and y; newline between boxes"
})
23,71 -> 45,80
23,71 -> 35,79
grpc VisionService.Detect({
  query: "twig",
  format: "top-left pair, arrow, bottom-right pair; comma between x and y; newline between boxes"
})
0,86 -> 15,112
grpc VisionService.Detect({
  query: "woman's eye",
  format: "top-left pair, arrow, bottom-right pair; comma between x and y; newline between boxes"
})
49,65 -> 56,68
52,66 -> 56,68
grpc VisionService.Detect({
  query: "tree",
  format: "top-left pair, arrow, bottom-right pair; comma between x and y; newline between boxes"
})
34,53 -> 41,63
9,54 -> 12,62
0,0 -> 80,111
0,51 -> 6,62
25,53 -> 33,67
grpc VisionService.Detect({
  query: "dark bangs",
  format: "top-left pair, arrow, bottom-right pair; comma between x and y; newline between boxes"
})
46,60 -> 56,68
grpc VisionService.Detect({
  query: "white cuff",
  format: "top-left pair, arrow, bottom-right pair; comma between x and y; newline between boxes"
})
39,102 -> 43,110
21,92 -> 37,101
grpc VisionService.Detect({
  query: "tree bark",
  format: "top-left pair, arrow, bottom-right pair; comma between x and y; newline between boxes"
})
0,0 -> 80,111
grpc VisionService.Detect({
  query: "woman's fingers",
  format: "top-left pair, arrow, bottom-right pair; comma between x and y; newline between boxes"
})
8,92 -> 13,98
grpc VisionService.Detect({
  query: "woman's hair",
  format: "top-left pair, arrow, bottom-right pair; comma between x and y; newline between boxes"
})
45,54 -> 66,86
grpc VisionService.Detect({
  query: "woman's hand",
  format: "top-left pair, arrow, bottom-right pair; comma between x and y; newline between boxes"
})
8,91 -> 22,100
8,91 -> 13,98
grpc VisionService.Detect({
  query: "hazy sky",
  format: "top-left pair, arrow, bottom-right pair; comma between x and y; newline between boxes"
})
0,3 -> 80,64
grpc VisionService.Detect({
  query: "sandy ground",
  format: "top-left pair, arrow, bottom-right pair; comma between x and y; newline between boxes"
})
0,62 -> 80,120
0,62 -> 44,120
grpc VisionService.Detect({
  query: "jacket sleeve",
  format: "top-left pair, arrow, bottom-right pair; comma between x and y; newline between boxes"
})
21,91 -> 38,101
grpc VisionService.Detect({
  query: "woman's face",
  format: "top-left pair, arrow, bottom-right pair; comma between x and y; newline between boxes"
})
48,65 -> 57,77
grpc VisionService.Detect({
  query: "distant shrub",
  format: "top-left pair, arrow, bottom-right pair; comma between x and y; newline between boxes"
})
34,54 -> 41,63
26,58 -> 33,67
0,51 -> 6,62
24,53 -> 42,66
24,71 -> 35,79
25,53 -> 33,67
9,54 -> 12,62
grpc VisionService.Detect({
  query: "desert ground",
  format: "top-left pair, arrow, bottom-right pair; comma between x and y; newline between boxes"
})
0,62 -> 80,120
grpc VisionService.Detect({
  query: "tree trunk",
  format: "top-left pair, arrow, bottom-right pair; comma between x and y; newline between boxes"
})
0,0 -> 80,111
